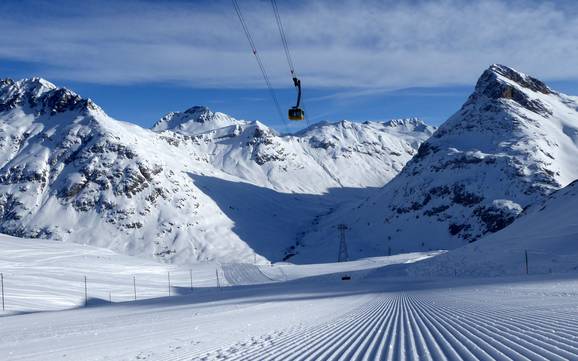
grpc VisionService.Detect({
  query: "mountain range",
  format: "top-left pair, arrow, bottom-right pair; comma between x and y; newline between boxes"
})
2,64 -> 578,267
0,77 -> 433,263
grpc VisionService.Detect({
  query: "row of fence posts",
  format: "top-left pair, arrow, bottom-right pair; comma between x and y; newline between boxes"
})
81,268 -> 222,307
82,273 -> 177,307
0,266 -> 224,311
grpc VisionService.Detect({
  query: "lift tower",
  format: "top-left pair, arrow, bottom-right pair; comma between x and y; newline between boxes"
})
337,224 -> 351,280
337,224 -> 349,263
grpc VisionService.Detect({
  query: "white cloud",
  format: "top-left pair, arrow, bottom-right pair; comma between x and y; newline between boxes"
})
1,0 -> 578,89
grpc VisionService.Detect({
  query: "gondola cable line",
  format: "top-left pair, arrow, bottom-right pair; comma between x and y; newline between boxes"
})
232,0 -> 309,130
232,0 -> 289,133
270,0 -> 295,76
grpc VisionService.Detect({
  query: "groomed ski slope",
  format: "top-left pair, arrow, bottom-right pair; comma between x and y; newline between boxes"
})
195,285 -> 578,361
2,240 -> 578,361
5,276 -> 578,361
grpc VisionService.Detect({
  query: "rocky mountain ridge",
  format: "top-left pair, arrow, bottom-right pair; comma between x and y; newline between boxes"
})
295,64 -> 578,262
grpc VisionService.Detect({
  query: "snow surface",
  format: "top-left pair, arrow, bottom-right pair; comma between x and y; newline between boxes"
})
2,236 -> 578,360
0,234 -> 433,314
0,234 -> 218,313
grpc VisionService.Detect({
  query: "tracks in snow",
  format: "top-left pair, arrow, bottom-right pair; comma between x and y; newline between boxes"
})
221,263 -> 277,286
189,292 -> 578,361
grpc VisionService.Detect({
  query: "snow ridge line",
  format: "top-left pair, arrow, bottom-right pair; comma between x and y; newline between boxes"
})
182,292 -> 578,361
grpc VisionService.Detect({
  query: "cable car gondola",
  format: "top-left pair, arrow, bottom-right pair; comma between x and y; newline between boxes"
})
288,77 -> 304,121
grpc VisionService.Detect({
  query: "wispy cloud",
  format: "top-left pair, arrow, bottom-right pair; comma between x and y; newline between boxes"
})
308,86 -> 471,102
1,0 -> 578,89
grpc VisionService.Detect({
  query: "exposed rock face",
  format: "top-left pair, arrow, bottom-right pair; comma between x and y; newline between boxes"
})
297,64 -> 578,263
410,180 -> 578,277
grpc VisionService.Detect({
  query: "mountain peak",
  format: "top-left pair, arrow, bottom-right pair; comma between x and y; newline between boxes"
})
19,76 -> 58,89
152,106 -> 246,135
464,64 -> 555,118
181,105 -> 212,120
183,105 -> 210,113
384,117 -> 427,128
476,64 -> 553,97
1,77 -> 55,102
0,77 -> 99,115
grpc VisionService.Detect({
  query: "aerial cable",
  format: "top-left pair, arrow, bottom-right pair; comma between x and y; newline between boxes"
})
270,0 -> 311,126
270,0 -> 295,76
232,0 -> 289,132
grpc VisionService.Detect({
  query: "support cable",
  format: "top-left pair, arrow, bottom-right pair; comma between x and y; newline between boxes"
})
232,0 -> 288,132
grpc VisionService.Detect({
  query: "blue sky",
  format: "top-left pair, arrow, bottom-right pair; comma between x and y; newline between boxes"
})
2,0 -> 578,131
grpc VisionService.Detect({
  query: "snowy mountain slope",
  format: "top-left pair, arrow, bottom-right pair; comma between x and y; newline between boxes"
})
0,77 -> 433,264
409,179 -> 578,277
296,64 -> 578,262
0,78 -> 267,264
152,110 -> 435,192
150,114 -> 434,262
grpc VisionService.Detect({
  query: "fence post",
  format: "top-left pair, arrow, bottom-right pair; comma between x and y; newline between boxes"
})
216,268 -> 221,289
84,276 -> 88,307
525,250 -> 529,275
1,272 -> 4,311
133,276 -> 137,301
189,269 -> 193,292
168,272 -> 171,297
109,291 -> 112,304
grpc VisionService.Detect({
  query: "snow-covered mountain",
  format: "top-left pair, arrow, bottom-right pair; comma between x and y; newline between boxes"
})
0,77 -> 248,263
0,77 -> 434,263
409,179 -> 578,277
152,110 -> 435,192
296,64 -> 578,262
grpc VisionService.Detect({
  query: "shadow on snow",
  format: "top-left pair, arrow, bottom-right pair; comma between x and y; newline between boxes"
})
188,173 -> 380,263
